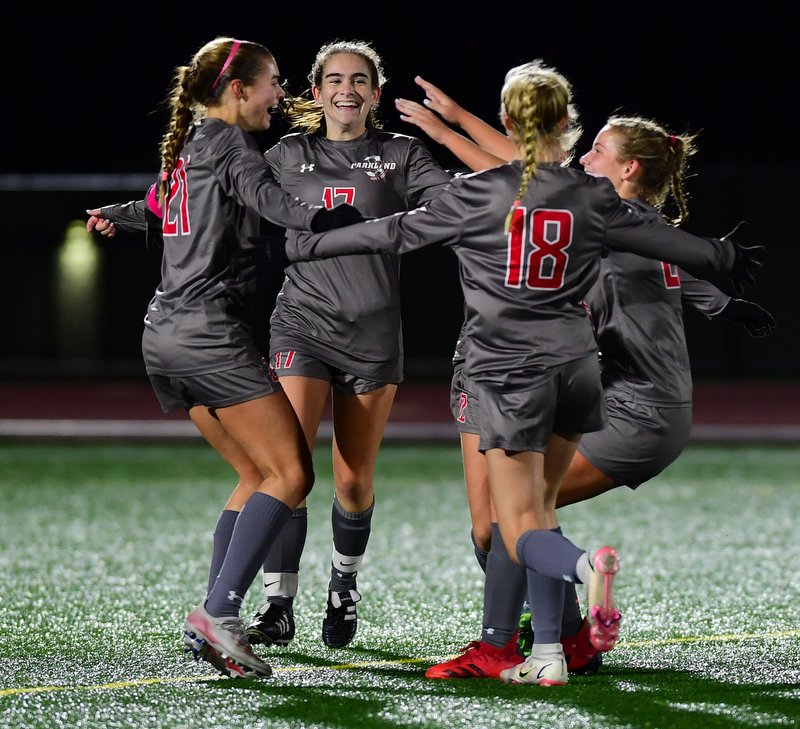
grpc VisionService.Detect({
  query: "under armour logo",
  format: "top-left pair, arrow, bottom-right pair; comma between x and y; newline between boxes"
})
300,163 -> 315,173
227,591 -> 244,604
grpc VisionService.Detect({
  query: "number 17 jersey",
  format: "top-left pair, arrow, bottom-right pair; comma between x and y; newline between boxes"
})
265,129 -> 450,382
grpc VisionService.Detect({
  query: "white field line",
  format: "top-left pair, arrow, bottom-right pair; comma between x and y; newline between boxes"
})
2,629 -> 799,697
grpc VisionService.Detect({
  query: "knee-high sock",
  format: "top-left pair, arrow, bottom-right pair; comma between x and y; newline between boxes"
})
208,509 -> 238,595
330,495 -> 374,593
527,569 -> 566,645
205,493 -> 291,618
516,528 -> 585,583
481,522 -> 526,648
260,506 -> 307,612
550,526 -> 583,638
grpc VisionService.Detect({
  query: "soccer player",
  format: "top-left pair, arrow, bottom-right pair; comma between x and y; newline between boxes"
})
245,41 -> 451,650
280,60 -> 764,686
400,82 -> 775,678
86,37 -> 360,678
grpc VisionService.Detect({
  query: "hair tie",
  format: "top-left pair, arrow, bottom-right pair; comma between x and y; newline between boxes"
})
669,135 -> 677,148
211,40 -> 242,91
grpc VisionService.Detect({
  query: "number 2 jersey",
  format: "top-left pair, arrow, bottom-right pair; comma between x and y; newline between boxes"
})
287,161 -> 736,392
265,128 -> 450,382
102,117 -> 321,377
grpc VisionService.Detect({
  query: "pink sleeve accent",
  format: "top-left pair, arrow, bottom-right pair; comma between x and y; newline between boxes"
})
146,183 -> 163,220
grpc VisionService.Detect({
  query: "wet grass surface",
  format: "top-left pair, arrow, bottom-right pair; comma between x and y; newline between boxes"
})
1,443 -> 799,728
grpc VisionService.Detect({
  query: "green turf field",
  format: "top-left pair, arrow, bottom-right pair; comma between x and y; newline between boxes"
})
1,443 -> 799,728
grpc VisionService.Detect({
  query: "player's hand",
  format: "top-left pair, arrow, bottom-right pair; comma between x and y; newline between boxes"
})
414,76 -> 464,126
86,209 -> 116,237
395,98 -> 452,144
720,299 -> 776,337
311,204 -> 366,232
722,221 -> 764,295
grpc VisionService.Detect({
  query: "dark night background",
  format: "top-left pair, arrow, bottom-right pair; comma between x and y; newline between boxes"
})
1,3 -> 797,382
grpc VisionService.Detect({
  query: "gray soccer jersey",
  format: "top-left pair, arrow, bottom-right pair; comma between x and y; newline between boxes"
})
103,117 -> 321,377
288,162 -> 735,392
266,129 -> 450,382
584,197 -> 730,406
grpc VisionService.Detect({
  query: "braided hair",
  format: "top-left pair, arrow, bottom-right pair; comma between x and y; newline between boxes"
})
501,60 -> 582,231
158,37 -> 275,203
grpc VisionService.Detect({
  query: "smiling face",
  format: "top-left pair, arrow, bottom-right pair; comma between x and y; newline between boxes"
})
312,53 -> 381,139
579,126 -> 630,191
237,59 -> 285,132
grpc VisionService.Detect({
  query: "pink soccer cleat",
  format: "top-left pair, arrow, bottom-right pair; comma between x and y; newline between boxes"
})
586,546 -> 621,652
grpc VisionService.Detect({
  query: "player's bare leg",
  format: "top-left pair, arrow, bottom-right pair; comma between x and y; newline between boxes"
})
246,375 -> 329,647
184,393 -> 313,678
461,432 -> 493,551
318,383 -> 397,647
556,451 -> 618,508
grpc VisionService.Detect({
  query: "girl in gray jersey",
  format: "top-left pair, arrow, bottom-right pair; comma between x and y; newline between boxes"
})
86,38 -> 360,679
284,60 -> 763,686
400,83 -> 774,679
245,41 -> 451,651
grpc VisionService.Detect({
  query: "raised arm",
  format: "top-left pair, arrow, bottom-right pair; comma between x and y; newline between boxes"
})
395,98 -> 507,172
413,76 -> 516,162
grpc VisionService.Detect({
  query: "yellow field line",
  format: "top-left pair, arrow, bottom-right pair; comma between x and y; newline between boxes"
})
2,630 -> 799,697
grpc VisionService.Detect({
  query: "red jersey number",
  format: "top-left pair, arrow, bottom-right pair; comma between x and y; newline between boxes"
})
662,262 -> 681,289
506,206 -> 573,290
322,187 -> 356,209
163,157 -> 190,237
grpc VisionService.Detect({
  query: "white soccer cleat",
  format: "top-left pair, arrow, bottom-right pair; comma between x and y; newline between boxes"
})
184,603 -> 272,678
500,650 -> 568,686
586,546 -> 621,652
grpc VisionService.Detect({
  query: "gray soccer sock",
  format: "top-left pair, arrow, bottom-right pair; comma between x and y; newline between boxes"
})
205,493 -> 291,618
481,522 -> 526,648
527,528 -> 575,645
527,567 -> 566,645
471,529 -> 489,573
330,495 -> 374,593
260,506 -> 307,613
515,528 -> 585,583
551,526 -> 583,638
208,509 -> 238,595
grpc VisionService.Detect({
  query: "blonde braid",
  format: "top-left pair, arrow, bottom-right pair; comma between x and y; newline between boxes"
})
159,66 -> 195,204
501,61 -> 580,232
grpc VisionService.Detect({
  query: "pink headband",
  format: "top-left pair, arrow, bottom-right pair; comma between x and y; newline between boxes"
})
669,135 -> 676,147
211,40 -> 242,90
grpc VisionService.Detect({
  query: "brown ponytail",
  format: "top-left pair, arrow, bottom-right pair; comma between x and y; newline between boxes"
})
158,37 -> 275,203
605,116 -> 697,226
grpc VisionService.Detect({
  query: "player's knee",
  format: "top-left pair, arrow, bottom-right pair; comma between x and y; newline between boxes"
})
472,522 -> 492,551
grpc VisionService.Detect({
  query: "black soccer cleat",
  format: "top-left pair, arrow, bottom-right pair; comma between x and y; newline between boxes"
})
322,587 -> 361,648
246,602 -> 295,647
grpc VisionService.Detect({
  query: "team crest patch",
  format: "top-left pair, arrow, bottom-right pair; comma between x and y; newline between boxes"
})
350,155 -> 397,180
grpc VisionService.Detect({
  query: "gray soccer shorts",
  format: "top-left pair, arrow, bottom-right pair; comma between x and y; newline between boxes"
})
149,361 -> 281,413
450,363 -> 481,435
477,355 -> 606,454
270,350 -> 389,396
578,396 -> 692,489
